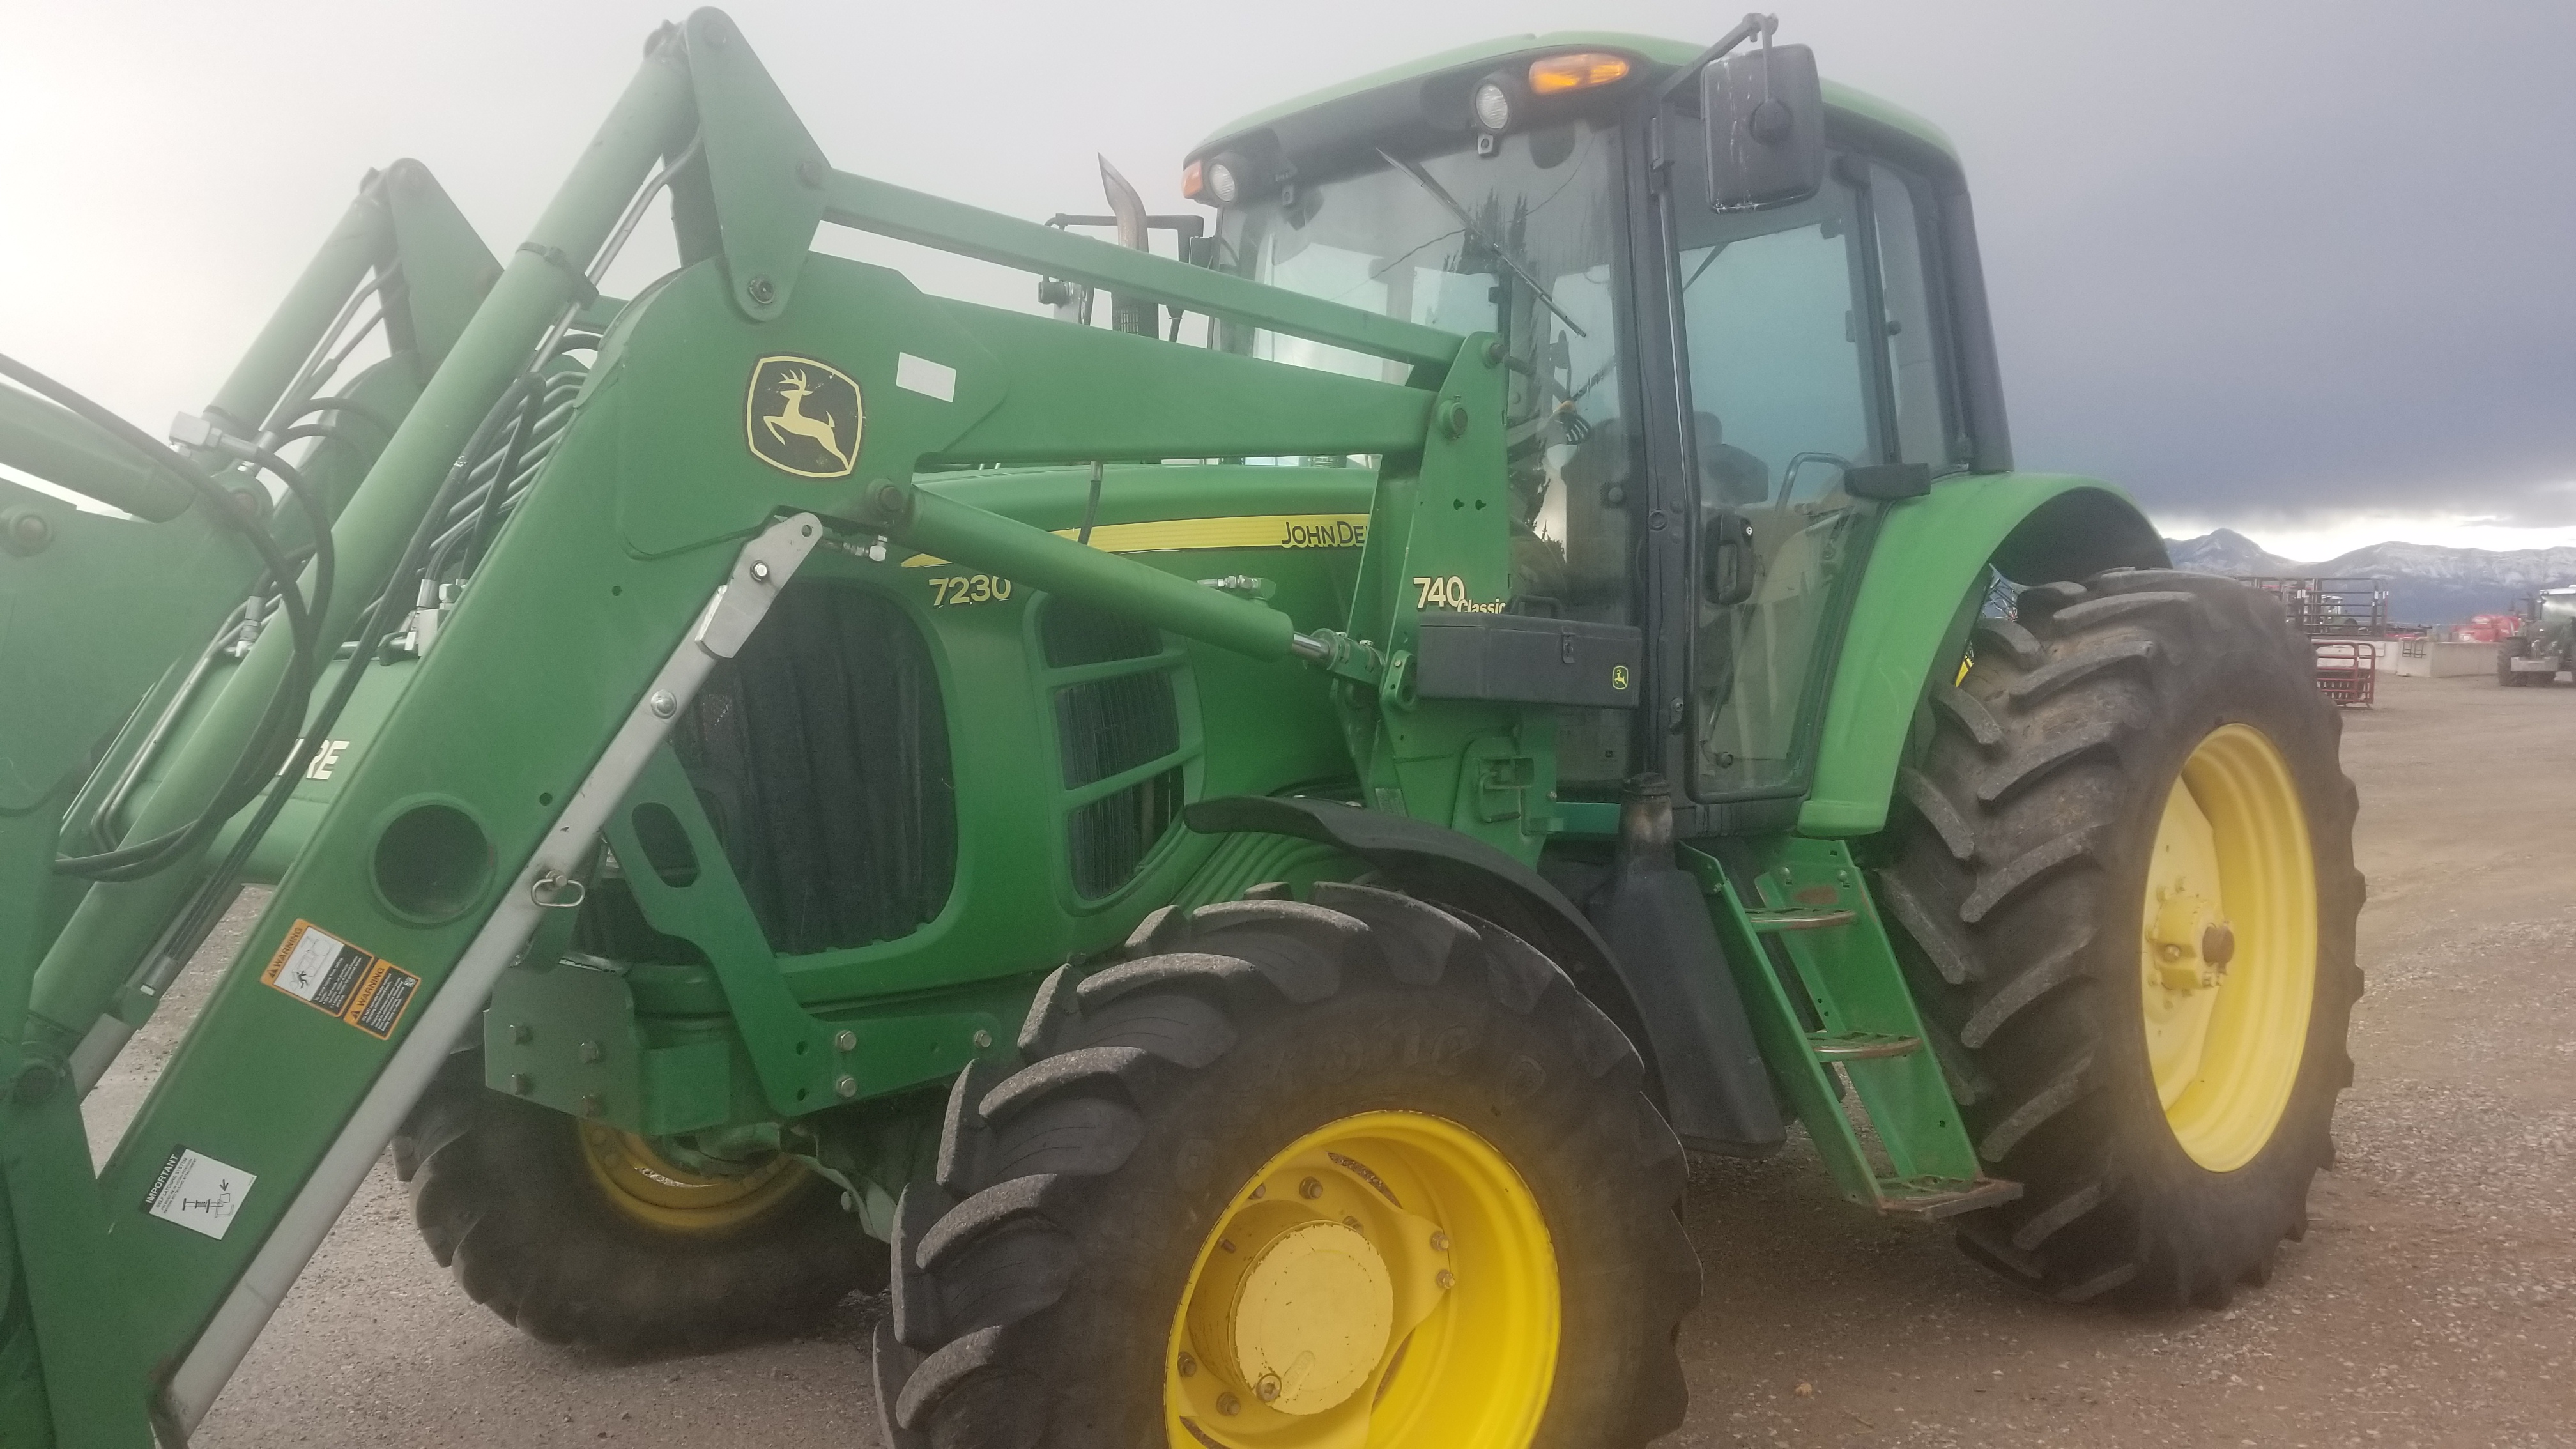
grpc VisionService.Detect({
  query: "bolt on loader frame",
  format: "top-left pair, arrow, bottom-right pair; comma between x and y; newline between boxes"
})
0,10 -> 2359,1446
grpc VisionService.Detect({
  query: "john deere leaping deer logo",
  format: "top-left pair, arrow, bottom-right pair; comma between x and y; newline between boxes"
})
744,356 -> 862,479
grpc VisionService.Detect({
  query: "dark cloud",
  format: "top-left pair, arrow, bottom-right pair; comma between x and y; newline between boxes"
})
1926,1 -> 2576,525
10,0 -> 2572,537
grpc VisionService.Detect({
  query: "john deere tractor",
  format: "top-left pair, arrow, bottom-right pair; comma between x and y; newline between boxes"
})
0,12 -> 2359,1446
2497,586 -> 2576,685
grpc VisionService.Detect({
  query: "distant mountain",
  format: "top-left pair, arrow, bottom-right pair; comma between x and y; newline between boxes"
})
2162,528 -> 2576,625
2164,528 -> 2304,577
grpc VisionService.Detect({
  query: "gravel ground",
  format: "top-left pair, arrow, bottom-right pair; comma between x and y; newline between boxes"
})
88,670 -> 2576,1447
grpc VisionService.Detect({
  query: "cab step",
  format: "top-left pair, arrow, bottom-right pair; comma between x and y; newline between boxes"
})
1874,1176 -> 2024,1219
1689,838 -> 2002,1221
1808,1030 -> 1920,1061
1746,906 -> 1856,933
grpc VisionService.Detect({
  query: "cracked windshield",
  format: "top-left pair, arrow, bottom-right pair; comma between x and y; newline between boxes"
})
1213,120 -> 1636,783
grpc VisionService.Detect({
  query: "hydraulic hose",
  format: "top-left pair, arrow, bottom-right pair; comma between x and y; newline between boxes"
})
0,351 -> 333,881
54,442 -> 338,881
115,371 -> 542,1018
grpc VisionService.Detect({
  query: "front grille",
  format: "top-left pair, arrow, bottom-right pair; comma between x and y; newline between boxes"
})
673,582 -> 956,954
1041,598 -> 1185,898
1055,671 -> 1181,788
1040,599 -> 1163,668
1068,767 -> 1186,899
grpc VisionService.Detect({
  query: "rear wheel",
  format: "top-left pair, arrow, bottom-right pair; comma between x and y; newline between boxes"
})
394,1052 -> 882,1354
874,884 -> 1698,1449
1881,569 -> 2363,1307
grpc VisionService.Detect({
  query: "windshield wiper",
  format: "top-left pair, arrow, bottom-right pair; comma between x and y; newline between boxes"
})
1375,148 -> 1588,339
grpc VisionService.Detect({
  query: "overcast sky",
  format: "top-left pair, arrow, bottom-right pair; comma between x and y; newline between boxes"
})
5,0 -> 2570,558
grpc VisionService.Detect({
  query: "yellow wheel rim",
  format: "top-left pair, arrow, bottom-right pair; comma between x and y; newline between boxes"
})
1163,1111 -> 1559,1448
576,1121 -> 808,1235
2139,724 -> 2319,1172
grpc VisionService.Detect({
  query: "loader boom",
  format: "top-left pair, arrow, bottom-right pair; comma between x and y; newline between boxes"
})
0,11 -> 1531,1437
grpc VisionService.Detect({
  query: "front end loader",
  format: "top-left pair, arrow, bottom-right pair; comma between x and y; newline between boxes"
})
0,12 -> 2360,1446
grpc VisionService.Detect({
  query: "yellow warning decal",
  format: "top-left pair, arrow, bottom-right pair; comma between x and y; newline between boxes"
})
900,512 -> 1368,567
260,919 -> 423,1040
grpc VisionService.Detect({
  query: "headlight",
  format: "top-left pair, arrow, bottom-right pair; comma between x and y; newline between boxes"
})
1472,78 -> 1513,132
1208,157 -> 1241,205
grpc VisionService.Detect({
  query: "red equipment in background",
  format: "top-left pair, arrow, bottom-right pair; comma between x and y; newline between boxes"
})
2313,640 -> 2377,707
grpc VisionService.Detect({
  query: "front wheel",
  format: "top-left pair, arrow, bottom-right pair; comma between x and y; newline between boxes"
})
394,1052 -> 883,1353
2498,638 -> 2529,686
875,885 -> 1699,1449
1882,568 -> 2363,1307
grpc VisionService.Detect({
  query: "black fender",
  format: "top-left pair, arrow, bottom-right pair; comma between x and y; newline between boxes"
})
1183,796 -> 1784,1154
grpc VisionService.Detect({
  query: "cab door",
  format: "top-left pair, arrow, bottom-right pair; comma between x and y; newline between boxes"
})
1649,115 -> 1970,817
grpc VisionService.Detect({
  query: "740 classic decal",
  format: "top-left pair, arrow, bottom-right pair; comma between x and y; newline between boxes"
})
1413,575 -> 1505,613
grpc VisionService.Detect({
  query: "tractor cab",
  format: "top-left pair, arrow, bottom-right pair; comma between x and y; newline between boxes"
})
1181,33 -> 2013,830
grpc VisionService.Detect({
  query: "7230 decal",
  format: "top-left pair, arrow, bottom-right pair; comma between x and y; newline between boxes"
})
929,574 -> 1013,606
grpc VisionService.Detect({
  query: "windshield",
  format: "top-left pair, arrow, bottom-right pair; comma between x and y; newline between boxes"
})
1211,119 -> 1636,786
1213,121 -> 1622,407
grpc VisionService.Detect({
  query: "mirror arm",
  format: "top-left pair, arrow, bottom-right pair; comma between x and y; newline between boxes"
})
1656,12 -> 1778,104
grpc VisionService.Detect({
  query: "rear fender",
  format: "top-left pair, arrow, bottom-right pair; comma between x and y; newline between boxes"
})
1802,476 -> 2166,837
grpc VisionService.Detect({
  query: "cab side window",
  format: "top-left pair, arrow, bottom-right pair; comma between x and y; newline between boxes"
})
1868,162 -> 1965,471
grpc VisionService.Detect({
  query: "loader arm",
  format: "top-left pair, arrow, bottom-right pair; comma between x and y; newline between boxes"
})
0,10 -> 1556,1439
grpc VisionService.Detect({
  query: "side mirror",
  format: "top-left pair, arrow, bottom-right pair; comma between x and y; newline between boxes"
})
1700,43 -> 1825,211
1703,509 -> 1756,606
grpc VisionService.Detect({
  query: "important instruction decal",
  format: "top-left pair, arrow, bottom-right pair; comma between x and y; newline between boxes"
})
261,920 -> 422,1040
142,1146 -> 255,1240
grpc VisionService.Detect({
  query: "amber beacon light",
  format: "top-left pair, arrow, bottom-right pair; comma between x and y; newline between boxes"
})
1527,52 -> 1632,95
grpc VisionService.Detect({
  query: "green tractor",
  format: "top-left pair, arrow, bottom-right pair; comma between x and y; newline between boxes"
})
0,11 -> 2361,1446
2497,586 -> 2576,685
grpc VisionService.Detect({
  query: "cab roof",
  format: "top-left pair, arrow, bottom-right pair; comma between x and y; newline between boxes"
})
1192,31 -> 1956,165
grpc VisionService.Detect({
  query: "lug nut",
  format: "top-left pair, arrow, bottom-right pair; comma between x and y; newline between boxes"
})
1436,1269 -> 1456,1291
2202,922 -> 2237,970
1255,1374 -> 1282,1403
1216,1393 -> 1241,1416
1343,1216 -> 1363,1234
1177,1352 -> 1197,1378
1299,1176 -> 1324,1200
1430,1231 -> 1450,1252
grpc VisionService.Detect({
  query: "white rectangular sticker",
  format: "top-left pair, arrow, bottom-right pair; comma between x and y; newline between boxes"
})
143,1147 -> 256,1240
896,352 -> 956,402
